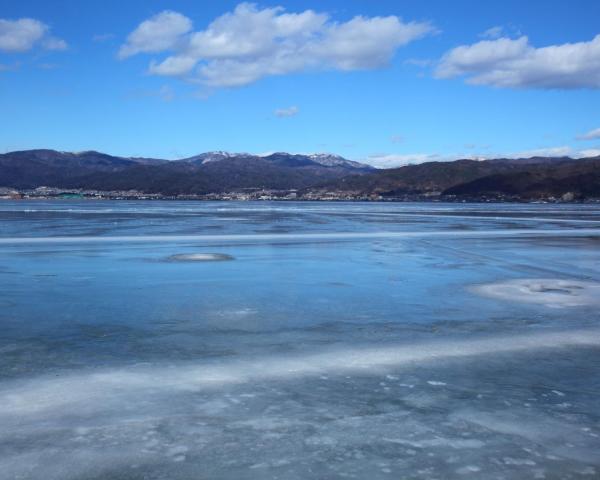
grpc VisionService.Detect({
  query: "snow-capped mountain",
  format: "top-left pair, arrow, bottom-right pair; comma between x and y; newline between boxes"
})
308,153 -> 374,170
177,151 -> 373,170
178,151 -> 248,165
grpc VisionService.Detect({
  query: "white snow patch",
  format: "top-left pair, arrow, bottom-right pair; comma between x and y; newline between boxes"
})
2,228 -> 600,245
472,279 -> 600,308
2,328 -> 600,418
167,253 -> 234,262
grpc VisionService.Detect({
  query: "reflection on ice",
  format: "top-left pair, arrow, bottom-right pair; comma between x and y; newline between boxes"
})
473,279 -> 600,307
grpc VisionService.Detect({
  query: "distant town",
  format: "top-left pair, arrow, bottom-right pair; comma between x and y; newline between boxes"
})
0,186 -> 594,203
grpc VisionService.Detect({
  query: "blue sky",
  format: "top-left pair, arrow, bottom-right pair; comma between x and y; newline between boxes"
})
1,0 -> 600,166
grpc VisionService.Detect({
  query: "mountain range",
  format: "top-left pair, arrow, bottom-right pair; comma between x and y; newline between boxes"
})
1,149 -> 599,200
0,150 -> 372,194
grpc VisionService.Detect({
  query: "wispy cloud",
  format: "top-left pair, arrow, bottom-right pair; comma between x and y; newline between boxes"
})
42,36 -> 67,51
93,33 -> 115,43
436,34 -> 600,89
0,61 -> 21,72
510,145 -> 573,158
479,26 -> 504,39
363,145 -> 600,168
126,84 -> 175,102
577,148 -> 600,157
404,58 -> 433,67
0,18 -> 67,52
577,127 -> 600,141
274,106 -> 299,118
37,62 -> 59,70
120,3 -> 436,89
157,85 -> 175,102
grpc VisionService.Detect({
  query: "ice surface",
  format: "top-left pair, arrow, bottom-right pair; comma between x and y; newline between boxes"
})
1,201 -> 599,479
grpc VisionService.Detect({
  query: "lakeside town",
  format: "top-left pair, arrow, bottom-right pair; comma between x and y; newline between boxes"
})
0,186 -> 593,203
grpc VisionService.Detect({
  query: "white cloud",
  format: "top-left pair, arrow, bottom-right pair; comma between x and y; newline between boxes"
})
149,55 -> 197,76
121,3 -> 435,88
436,34 -> 600,89
503,145 -> 600,159
274,106 -> 299,117
509,145 -> 573,158
0,18 -> 67,53
578,148 -> 600,157
118,11 -> 193,59
577,127 -> 600,141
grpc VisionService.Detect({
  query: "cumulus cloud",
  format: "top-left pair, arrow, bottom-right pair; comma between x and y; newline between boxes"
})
274,106 -> 299,117
120,3 -> 435,88
577,127 -> 600,141
436,34 -> 600,89
0,18 -> 67,53
118,11 -> 192,59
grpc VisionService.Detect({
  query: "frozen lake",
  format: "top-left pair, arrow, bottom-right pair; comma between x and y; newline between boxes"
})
1,200 -> 600,479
